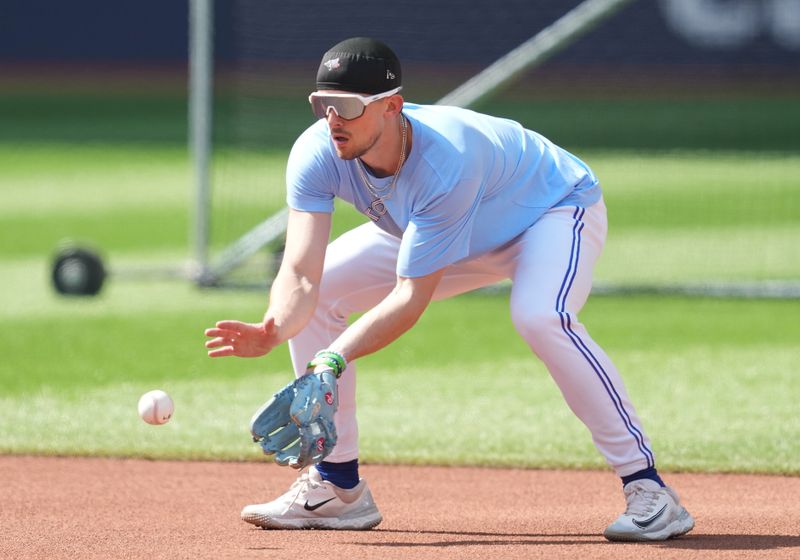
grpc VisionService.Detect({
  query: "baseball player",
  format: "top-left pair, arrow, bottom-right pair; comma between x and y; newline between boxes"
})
204,37 -> 694,541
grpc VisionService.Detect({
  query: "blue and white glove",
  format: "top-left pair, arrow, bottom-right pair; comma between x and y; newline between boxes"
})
249,350 -> 346,469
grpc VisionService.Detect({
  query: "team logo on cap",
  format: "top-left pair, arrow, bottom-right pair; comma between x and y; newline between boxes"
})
386,69 -> 396,80
324,58 -> 341,70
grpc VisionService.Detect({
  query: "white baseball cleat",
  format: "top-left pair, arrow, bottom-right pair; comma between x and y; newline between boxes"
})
604,479 -> 695,542
241,466 -> 382,530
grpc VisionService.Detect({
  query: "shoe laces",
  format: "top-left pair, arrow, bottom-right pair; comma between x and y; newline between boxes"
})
624,482 -> 664,517
286,471 -> 325,502
275,472 -> 308,502
290,472 -> 308,488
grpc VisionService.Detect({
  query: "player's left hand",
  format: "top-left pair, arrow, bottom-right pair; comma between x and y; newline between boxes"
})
249,353 -> 343,468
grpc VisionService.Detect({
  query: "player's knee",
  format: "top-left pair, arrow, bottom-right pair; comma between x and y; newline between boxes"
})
511,308 -> 565,349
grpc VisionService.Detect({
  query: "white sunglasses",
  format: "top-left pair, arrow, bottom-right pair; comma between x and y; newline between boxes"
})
308,87 -> 402,120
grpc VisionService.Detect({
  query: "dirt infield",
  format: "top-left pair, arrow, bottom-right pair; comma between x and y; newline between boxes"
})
2,456 -> 798,560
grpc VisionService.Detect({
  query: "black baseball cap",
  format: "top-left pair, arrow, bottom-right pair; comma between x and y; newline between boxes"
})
316,37 -> 402,95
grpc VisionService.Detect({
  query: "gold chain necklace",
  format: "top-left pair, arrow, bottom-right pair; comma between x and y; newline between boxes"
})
355,114 -> 407,201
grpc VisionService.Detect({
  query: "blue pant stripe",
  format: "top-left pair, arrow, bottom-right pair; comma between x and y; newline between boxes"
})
555,207 -> 585,312
560,311 -> 655,467
555,206 -> 655,468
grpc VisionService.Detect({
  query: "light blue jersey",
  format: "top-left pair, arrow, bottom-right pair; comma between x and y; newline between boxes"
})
286,103 -> 601,277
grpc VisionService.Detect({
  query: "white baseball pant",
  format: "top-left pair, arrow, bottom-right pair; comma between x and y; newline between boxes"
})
288,197 -> 655,477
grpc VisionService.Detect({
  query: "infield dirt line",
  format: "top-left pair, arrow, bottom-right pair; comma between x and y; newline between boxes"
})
1,456 -> 798,560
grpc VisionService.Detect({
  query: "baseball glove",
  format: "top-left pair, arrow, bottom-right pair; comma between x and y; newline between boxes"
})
249,351 -> 345,468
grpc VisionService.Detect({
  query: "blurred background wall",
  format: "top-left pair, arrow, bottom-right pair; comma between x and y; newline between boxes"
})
2,1 -> 798,84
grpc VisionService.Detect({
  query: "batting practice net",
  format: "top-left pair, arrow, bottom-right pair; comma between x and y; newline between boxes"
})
191,0 -> 800,297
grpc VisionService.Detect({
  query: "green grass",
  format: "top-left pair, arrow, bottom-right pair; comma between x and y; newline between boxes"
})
0,94 -> 188,145
593,152 -> 800,283
1,91 -> 799,475
1,261 -> 798,473
1,144 -> 191,256
481,96 -> 800,152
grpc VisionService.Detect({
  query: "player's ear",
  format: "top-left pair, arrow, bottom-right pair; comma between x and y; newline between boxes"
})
384,94 -> 404,117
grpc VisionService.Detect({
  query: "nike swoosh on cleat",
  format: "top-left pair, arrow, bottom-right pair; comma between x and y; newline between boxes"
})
303,497 -> 336,511
632,504 -> 668,529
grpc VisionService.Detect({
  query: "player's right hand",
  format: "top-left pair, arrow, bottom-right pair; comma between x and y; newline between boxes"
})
204,317 -> 280,358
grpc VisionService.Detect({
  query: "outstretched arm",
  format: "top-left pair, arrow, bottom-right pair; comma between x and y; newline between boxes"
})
204,209 -> 331,358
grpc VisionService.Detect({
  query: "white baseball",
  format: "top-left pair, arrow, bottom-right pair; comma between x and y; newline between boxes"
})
137,390 -> 174,425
